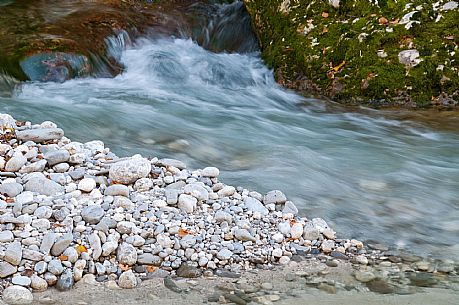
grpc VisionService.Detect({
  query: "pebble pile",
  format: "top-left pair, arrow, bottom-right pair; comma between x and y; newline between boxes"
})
0,113 -> 366,302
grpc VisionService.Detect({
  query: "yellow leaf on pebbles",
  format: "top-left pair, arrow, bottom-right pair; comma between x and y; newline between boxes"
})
76,245 -> 88,254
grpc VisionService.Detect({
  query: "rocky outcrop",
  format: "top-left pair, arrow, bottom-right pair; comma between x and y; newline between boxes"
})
0,0 -> 211,82
243,0 -> 459,108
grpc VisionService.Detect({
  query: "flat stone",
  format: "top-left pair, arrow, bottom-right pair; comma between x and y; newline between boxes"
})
157,158 -> 186,169
5,241 -> 22,265
176,263 -> 202,278
43,150 -> 70,166
51,233 -> 73,256
0,230 -> 14,242
47,259 -> 64,275
217,248 -> 233,260
183,183 -> 209,201
19,160 -> 47,173
282,201 -> 298,214
104,184 -> 130,197
16,128 -> 64,143
409,272 -> 438,287
366,279 -> 394,294
137,253 -> 161,266
354,270 -> 376,283
214,210 -> 233,223
2,285 -> 34,304
40,232 -> 56,254
24,177 -> 64,196
12,275 -> 32,287
0,261 -> 18,278
5,155 -> 27,172
0,182 -> 23,197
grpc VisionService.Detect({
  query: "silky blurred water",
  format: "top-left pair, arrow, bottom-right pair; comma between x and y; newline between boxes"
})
1,3 -> 458,260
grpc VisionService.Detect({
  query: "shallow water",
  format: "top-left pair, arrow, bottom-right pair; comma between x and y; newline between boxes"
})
1,2 -> 458,260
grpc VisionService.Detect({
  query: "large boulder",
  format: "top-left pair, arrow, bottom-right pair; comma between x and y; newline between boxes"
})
243,0 -> 459,108
0,0 -> 212,82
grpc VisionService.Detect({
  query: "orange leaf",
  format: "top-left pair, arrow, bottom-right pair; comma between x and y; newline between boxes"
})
59,254 -> 68,261
146,266 -> 156,273
178,228 -> 193,237
76,245 -> 88,254
5,198 -> 15,203
322,12 -> 329,18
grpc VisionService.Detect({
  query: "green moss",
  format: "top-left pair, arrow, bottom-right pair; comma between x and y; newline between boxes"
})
244,0 -> 459,107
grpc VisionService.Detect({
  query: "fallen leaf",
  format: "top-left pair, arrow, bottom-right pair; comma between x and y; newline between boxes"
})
5,197 -> 15,203
59,254 -> 68,261
76,245 -> 88,254
322,27 -> 329,34
178,228 -> 193,237
322,12 -> 329,18
146,266 -> 156,273
332,60 -> 346,72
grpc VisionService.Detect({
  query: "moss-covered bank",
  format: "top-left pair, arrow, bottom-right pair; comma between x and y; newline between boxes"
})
243,0 -> 459,108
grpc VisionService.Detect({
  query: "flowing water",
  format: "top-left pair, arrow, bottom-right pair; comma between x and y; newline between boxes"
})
1,1 -> 458,260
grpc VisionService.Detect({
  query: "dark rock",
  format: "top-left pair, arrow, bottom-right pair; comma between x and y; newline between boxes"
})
164,277 -> 182,293
224,293 -> 247,305
366,279 -> 395,294
330,251 -> 348,260
176,263 -> 202,278
215,269 -> 241,278
56,270 -> 74,291
409,272 -> 439,287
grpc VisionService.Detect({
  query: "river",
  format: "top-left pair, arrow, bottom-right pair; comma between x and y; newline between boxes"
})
1,0 -> 458,260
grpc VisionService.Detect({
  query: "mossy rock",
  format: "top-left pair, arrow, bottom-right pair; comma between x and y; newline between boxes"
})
243,0 -> 459,108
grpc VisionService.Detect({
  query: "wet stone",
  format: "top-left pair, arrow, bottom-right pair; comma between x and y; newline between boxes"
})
176,263 -> 202,278
366,279 -> 394,294
16,128 -> 64,143
409,272 -> 439,287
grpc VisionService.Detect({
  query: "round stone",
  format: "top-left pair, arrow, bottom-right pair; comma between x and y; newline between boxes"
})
109,156 -> 151,184
118,270 -> 137,289
81,205 -> 105,224
2,285 -> 34,304
202,167 -> 220,178
78,178 -> 96,192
